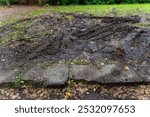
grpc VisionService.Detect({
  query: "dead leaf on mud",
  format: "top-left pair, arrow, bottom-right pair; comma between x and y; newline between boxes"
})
124,65 -> 129,70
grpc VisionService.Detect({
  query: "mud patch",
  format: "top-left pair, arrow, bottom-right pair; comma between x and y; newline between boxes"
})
0,13 -> 149,84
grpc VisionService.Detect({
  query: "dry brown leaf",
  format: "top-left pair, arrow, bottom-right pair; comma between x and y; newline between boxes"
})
124,65 -> 129,70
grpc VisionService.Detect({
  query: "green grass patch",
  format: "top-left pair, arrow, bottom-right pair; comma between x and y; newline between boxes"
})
12,21 -> 29,29
0,20 -> 33,45
1,4 -> 150,28
134,22 -> 150,28
64,58 -> 89,65
50,4 -> 150,16
72,58 -> 89,65
27,9 -> 50,17
13,75 -> 25,87
0,16 -> 18,27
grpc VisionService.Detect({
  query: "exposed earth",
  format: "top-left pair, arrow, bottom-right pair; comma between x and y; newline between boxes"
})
0,11 -> 150,99
0,5 -> 40,18
1,14 -> 149,68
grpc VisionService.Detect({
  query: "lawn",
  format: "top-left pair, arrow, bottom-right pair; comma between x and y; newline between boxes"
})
1,4 -> 150,17
0,4 -> 150,15
51,4 -> 150,16
13,4 -> 150,18
0,4 -> 150,27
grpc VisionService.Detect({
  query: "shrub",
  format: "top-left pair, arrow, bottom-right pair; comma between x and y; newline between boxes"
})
0,0 -> 19,5
1,0 -> 150,5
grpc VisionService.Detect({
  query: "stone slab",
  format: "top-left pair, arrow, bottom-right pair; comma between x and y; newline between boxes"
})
0,64 -> 149,85
0,69 -> 17,83
22,64 -> 69,85
44,64 -> 69,85
69,64 -> 150,83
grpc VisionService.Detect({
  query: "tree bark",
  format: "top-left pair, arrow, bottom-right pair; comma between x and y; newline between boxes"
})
79,0 -> 85,4
38,0 -> 42,5
26,0 -> 30,5
6,0 -> 10,7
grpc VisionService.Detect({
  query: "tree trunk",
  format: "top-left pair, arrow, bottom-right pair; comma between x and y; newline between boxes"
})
79,0 -> 85,4
38,0 -> 42,5
6,0 -> 10,7
26,0 -> 30,5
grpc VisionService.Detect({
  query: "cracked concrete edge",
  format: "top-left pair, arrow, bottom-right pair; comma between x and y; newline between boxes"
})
69,64 -> 150,83
0,64 -> 150,85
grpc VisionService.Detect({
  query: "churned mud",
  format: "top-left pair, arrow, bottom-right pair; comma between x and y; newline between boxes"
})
0,13 -> 149,70
0,13 -> 150,99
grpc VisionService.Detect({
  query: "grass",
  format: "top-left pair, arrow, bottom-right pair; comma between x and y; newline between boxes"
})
27,9 -> 50,17
0,16 -> 18,27
13,75 -> 25,87
134,22 -> 150,28
72,59 -> 89,65
64,58 -> 89,65
50,4 -> 150,16
1,4 -> 150,27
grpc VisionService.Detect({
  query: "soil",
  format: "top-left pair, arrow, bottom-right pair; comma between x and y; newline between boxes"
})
0,13 -> 150,100
0,5 -> 40,18
0,13 -> 149,71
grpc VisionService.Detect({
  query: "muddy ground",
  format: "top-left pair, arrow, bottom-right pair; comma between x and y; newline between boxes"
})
0,13 -> 149,69
0,13 -> 150,99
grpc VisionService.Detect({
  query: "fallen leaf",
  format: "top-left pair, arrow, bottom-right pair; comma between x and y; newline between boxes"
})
124,65 -> 129,70
65,92 -> 73,97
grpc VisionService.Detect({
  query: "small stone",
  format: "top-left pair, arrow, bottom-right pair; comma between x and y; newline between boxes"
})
124,65 -> 129,70
88,41 -> 97,52
2,59 -> 5,62
101,63 -> 104,65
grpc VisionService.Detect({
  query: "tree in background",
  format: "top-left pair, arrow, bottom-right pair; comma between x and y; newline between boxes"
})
6,0 -> 10,6
4,0 -> 150,6
79,0 -> 85,4
39,0 -> 42,5
5,0 -> 43,6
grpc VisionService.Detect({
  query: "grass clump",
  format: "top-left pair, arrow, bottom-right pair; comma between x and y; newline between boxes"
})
13,75 -> 25,87
134,22 -> 150,28
72,58 -> 89,65
59,58 -> 89,65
